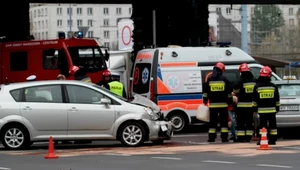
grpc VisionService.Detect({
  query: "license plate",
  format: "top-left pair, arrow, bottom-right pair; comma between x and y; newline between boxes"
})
161,125 -> 168,132
280,105 -> 299,111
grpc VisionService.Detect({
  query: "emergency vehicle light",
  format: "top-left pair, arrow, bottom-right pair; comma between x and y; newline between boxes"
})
77,31 -> 83,38
58,32 -> 66,39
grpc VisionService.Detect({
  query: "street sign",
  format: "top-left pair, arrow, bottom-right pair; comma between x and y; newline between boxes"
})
78,26 -> 90,37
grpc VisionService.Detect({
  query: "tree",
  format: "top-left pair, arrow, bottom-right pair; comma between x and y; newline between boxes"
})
250,5 -> 285,44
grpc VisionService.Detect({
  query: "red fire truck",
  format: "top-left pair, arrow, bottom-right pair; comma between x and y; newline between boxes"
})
0,32 -> 109,84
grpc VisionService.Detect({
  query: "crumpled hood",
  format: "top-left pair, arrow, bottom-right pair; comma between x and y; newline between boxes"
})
131,93 -> 160,112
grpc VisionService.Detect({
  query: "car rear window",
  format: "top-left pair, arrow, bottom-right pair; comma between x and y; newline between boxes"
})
10,89 -> 22,102
277,84 -> 300,97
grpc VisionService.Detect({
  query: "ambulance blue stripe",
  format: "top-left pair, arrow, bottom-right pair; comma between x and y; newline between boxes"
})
157,94 -> 203,101
157,64 -> 163,81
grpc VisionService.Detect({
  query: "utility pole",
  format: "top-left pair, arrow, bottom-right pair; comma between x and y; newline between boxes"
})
152,10 -> 156,47
241,4 -> 248,53
69,4 -> 72,32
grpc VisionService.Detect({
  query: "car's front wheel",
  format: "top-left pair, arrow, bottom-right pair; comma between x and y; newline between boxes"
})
119,121 -> 146,147
1,125 -> 30,150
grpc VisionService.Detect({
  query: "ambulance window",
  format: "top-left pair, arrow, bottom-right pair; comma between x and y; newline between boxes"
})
132,63 -> 151,94
201,69 -> 238,87
10,52 -> 28,71
250,67 -> 261,79
43,49 -> 59,70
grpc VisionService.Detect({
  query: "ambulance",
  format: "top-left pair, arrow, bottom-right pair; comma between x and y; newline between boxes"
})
0,31 -> 109,84
130,45 -> 282,132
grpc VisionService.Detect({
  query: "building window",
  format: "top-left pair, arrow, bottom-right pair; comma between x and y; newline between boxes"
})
46,32 -> 48,39
10,52 -> 28,72
67,7 -> 72,15
216,7 -> 221,13
45,20 -> 48,28
41,9 -> 44,16
289,8 -> 294,15
57,20 -> 62,27
87,8 -> 93,15
42,21 -> 44,28
38,10 -> 40,17
77,19 -> 82,26
104,42 -> 110,48
289,19 -> 294,26
87,31 -> 93,38
226,7 -> 231,14
104,19 -> 109,26
45,8 -> 47,16
104,31 -> 109,39
38,21 -> 40,29
42,32 -> 44,39
34,10 -> 36,18
116,8 -> 122,15
57,8 -> 62,15
129,7 -> 132,14
68,20 -> 73,27
77,8 -> 82,15
104,7 -> 109,15
88,20 -> 93,27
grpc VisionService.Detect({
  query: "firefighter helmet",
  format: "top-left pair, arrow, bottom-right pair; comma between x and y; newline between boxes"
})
259,66 -> 272,78
103,70 -> 111,77
239,63 -> 250,72
214,62 -> 225,72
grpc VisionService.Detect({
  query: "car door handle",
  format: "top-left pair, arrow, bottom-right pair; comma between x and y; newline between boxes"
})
22,106 -> 32,110
69,107 -> 78,111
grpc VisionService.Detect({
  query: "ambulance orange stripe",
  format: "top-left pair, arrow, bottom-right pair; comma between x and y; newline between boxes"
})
160,62 -> 197,67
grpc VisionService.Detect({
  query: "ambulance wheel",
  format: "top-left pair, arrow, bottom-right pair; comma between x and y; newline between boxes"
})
168,111 -> 188,133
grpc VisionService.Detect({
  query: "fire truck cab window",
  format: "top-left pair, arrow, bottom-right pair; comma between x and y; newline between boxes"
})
68,47 -> 106,72
43,49 -> 59,70
10,51 -> 28,71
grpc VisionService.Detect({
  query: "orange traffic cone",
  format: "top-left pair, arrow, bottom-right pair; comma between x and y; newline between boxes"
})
257,127 -> 272,150
44,136 -> 59,159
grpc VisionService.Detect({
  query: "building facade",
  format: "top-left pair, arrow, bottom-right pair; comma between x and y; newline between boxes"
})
30,3 -> 132,50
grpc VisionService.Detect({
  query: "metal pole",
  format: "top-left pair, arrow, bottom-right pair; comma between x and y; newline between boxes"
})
69,4 -> 72,32
241,4 -> 248,53
152,10 -> 156,47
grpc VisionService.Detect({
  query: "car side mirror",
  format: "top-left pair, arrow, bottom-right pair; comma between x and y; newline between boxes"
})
100,98 -> 110,105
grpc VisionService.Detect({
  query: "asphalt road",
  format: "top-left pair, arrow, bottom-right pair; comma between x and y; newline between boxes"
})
0,127 -> 299,170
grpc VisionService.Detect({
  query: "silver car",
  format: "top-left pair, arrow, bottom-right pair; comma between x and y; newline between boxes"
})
0,80 -> 174,150
274,80 -> 300,128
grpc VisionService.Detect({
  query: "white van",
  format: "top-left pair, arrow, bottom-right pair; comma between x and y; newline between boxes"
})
129,46 -> 282,132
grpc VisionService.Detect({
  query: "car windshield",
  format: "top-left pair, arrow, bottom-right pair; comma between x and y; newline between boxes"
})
92,84 -> 129,102
68,47 -> 107,72
277,84 -> 300,97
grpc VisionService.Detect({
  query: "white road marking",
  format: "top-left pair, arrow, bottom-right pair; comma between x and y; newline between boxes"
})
202,160 -> 236,164
103,153 -> 131,156
151,157 -> 182,160
0,167 -> 11,170
256,164 -> 293,169
282,146 -> 300,150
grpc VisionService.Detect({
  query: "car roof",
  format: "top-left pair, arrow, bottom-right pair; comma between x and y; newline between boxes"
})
0,80 -> 93,91
272,80 -> 300,85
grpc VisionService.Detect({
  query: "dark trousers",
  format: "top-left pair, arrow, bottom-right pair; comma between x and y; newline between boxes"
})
208,108 -> 228,140
259,113 -> 277,142
235,108 -> 254,141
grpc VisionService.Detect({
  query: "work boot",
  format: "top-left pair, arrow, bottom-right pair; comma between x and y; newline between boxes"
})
207,139 -> 215,143
222,139 -> 229,143
268,140 -> 276,145
234,137 -> 244,143
257,141 -> 260,145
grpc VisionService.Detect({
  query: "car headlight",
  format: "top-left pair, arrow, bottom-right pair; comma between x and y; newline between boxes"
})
144,107 -> 159,120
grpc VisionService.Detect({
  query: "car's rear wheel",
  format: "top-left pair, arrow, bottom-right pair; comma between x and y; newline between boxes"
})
119,121 -> 146,147
1,125 -> 30,150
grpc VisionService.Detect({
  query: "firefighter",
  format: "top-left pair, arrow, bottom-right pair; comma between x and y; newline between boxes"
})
203,62 -> 233,143
97,70 -> 112,87
70,66 -> 92,82
252,66 -> 280,145
233,63 -> 256,142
